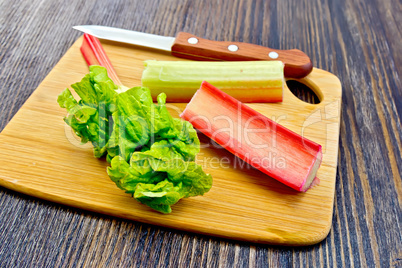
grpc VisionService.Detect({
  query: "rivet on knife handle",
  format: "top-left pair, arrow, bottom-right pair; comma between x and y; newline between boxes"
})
171,32 -> 313,78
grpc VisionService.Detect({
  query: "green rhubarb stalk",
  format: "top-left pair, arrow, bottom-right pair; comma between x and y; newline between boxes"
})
141,60 -> 284,103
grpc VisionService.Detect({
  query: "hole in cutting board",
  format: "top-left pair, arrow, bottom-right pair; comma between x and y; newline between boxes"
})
286,80 -> 321,104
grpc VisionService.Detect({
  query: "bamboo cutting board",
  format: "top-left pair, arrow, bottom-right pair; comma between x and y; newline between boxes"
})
0,37 -> 342,246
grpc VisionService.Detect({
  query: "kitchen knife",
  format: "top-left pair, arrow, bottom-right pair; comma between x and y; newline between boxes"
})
73,25 -> 313,78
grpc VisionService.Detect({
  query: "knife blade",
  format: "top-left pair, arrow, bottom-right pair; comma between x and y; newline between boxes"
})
73,25 -> 313,78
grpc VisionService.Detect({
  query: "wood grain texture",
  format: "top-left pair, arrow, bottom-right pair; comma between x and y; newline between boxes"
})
0,0 -> 401,266
171,32 -> 313,78
0,37 -> 341,245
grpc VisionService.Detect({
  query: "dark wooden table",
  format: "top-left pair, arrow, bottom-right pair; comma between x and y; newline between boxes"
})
1,0 -> 401,267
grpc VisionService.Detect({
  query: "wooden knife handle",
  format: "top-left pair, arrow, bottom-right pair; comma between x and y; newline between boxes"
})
171,32 -> 313,78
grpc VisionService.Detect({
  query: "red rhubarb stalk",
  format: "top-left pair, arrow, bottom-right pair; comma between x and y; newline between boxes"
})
80,33 -> 122,86
180,81 -> 322,192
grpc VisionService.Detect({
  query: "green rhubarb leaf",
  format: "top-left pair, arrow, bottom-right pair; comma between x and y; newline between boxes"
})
57,88 -> 78,111
59,66 -> 212,213
134,180 -> 182,214
107,140 -> 212,213
57,66 -> 117,158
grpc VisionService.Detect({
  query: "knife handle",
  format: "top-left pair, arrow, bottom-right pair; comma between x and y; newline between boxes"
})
171,32 -> 313,78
